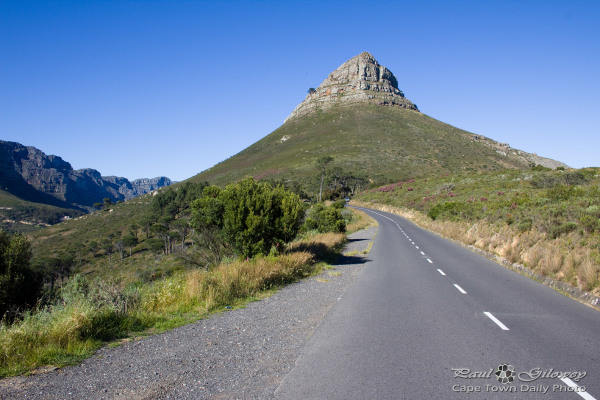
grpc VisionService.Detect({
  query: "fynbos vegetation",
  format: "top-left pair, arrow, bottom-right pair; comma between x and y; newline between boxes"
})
355,167 -> 600,294
0,177 -> 361,377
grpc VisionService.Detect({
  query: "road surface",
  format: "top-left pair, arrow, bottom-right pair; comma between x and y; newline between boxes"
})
274,206 -> 600,400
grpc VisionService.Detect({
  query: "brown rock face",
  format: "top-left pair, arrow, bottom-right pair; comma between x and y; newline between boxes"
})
286,52 -> 419,121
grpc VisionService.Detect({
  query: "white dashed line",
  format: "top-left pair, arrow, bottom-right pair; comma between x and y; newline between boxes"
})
420,251 -> 425,255
454,284 -> 467,294
559,377 -> 597,400
426,259 -> 433,264
483,312 -> 509,331
415,246 -> 419,249
437,269 -> 446,276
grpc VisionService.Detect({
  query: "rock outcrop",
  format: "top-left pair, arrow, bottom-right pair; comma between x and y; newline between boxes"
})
0,140 -> 172,210
286,52 -> 419,121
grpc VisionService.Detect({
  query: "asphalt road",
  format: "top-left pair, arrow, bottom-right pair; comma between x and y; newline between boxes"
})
274,206 -> 600,400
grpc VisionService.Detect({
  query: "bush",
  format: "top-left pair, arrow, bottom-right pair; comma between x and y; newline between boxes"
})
549,221 -> 578,239
0,232 -> 42,319
518,218 -> 533,232
427,202 -> 468,221
191,178 -> 304,258
304,204 -> 346,233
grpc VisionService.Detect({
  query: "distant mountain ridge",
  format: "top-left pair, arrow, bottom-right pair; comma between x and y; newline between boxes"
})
0,140 -> 172,211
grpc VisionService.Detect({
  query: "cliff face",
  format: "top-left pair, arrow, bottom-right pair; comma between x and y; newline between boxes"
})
286,52 -> 419,121
0,141 -> 172,210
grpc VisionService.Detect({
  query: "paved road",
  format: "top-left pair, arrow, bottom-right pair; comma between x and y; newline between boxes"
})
274,206 -> 600,400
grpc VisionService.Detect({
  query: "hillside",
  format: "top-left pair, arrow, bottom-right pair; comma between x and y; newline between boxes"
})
189,52 -> 567,192
354,167 -> 600,294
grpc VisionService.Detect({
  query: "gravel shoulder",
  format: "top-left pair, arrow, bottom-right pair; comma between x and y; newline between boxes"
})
0,227 -> 377,400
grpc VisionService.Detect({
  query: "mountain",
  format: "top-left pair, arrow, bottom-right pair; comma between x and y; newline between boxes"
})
189,52 -> 567,190
0,140 -> 172,217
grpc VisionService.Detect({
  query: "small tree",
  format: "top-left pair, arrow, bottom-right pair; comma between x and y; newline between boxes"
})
316,156 -> 334,202
307,87 -> 316,94
0,232 -> 42,318
122,235 -> 138,257
191,178 -> 304,258
101,237 -> 114,264
102,198 -> 114,210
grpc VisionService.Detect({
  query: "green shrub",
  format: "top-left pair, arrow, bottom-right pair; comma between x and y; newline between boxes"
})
304,204 -> 346,233
549,221 -> 578,239
0,232 -> 42,319
427,202 -> 470,221
518,218 -> 533,232
191,178 -> 304,258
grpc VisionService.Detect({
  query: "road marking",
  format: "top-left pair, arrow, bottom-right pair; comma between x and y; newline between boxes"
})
415,246 -> 419,249
454,284 -> 467,294
483,312 -> 509,331
559,377 -> 597,400
426,259 -> 433,264
420,251 -> 425,255
437,269 -> 446,276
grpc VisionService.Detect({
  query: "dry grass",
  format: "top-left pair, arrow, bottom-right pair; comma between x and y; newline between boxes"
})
0,231 -> 344,378
346,207 -> 378,233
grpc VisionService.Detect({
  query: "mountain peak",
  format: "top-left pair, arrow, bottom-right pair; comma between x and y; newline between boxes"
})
286,52 -> 419,121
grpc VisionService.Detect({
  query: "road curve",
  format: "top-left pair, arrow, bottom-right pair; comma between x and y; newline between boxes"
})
274,206 -> 600,400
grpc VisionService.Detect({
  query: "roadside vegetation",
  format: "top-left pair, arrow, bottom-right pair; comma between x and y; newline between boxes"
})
354,167 -> 600,294
0,179 -> 366,378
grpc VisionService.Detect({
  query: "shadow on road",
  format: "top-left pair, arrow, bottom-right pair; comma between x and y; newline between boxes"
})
334,254 -> 371,266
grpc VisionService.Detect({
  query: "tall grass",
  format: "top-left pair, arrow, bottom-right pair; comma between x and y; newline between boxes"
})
0,233 -> 345,378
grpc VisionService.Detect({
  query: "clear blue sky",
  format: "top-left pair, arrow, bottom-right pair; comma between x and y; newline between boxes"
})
1,0 -> 598,181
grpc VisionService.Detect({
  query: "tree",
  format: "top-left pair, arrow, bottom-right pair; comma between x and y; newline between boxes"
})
115,240 -> 126,260
316,156 -> 334,202
191,178 -> 304,259
172,218 -> 191,250
307,87 -> 316,94
101,237 -> 114,264
121,235 -> 138,257
0,232 -> 42,318
102,198 -> 114,210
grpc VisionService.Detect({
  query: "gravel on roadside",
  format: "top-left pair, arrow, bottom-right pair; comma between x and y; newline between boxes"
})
0,227 -> 377,400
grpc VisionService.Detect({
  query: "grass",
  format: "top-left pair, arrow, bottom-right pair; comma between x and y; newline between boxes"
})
186,103 -> 534,192
0,232 -> 346,378
353,167 -> 600,295
345,206 -> 378,233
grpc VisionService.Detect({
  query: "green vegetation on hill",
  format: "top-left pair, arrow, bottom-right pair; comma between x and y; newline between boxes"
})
0,189 -> 85,234
0,178 -> 364,377
188,104 -> 532,193
355,167 -> 600,293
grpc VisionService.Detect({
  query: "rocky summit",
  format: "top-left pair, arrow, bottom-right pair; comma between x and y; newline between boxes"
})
286,52 -> 419,121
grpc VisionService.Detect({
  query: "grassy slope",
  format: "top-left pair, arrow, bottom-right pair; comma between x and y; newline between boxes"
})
354,168 -> 600,294
188,103 -> 530,190
0,189 -> 85,233
29,194 -> 154,281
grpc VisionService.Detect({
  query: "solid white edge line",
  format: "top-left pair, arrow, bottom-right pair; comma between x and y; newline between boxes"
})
437,269 -> 446,276
560,377 -> 598,400
427,259 -> 433,263
483,312 -> 509,331
453,284 -> 467,294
